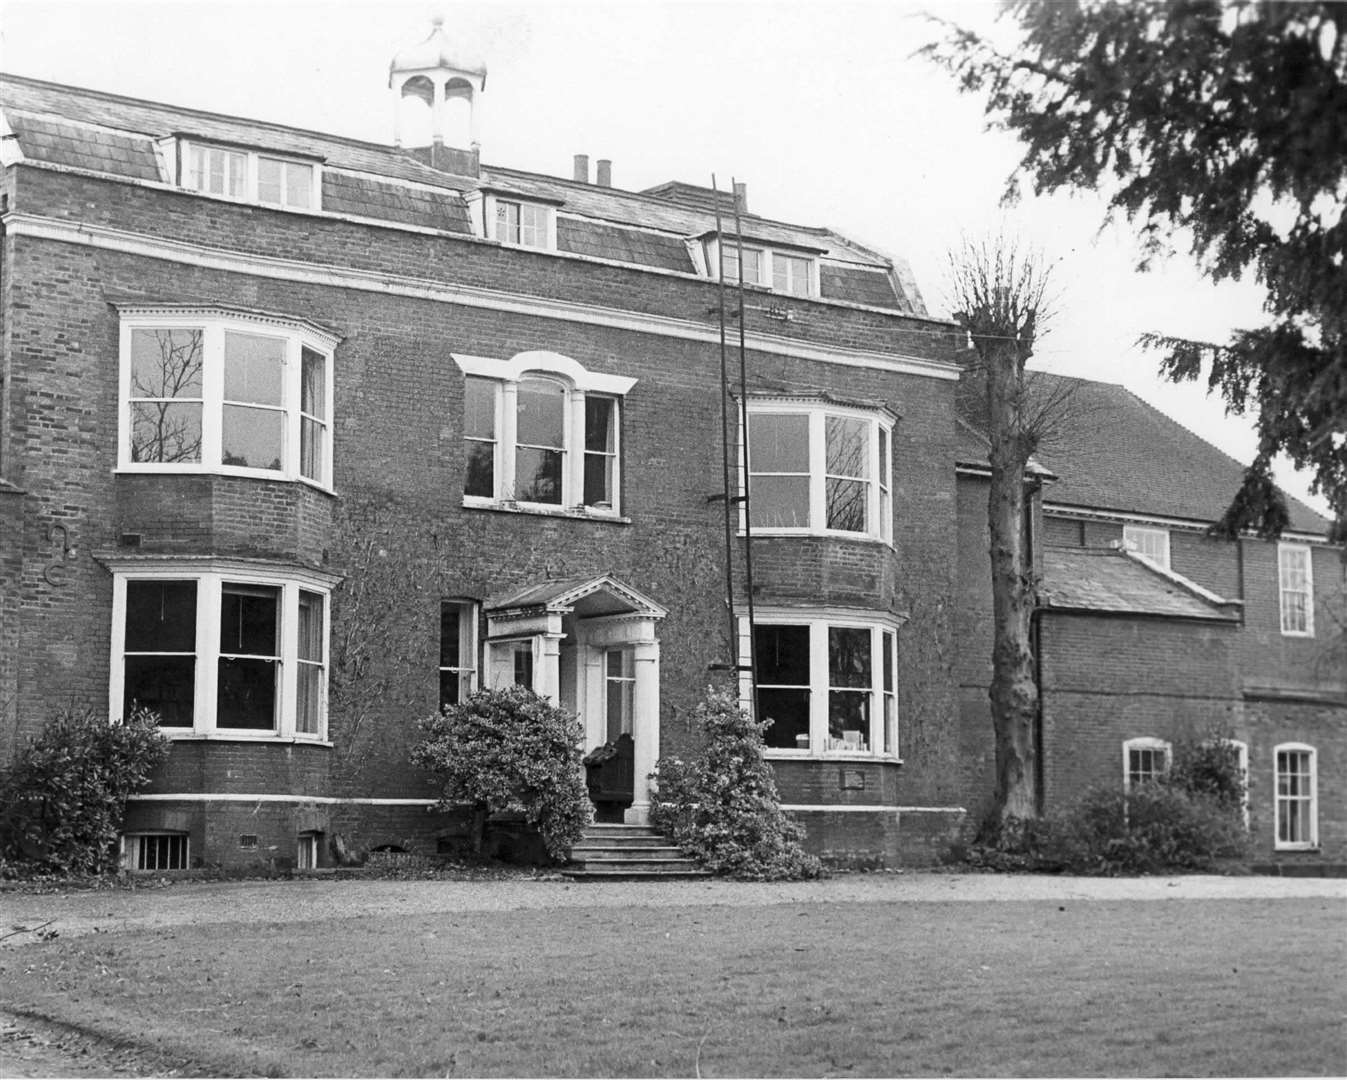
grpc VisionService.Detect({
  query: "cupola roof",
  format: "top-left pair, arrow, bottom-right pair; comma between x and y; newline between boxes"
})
388,16 -> 487,84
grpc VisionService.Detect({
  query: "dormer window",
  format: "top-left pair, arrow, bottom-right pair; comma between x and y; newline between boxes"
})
705,237 -> 817,298
469,190 -> 559,250
179,139 -> 320,211
495,200 -> 548,247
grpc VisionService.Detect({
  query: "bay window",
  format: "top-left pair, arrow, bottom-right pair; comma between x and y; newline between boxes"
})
746,616 -> 899,757
110,563 -> 334,740
119,308 -> 337,487
744,401 -> 893,540
454,351 -> 635,515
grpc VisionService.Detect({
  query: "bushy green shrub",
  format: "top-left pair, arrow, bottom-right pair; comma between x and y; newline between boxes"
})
0,706 -> 169,875
412,686 -> 592,860
964,736 -> 1251,875
651,687 -> 823,881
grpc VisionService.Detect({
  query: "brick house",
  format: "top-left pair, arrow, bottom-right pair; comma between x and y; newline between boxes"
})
1,25 -> 1342,870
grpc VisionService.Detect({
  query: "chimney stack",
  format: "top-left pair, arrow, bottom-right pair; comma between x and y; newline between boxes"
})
733,181 -> 748,213
596,159 -> 612,187
573,154 -> 589,183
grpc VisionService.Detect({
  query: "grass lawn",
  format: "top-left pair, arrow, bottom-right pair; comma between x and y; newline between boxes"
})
2,896 -> 1344,1077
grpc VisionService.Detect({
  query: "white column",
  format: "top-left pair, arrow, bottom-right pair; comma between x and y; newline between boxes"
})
431,80 -> 445,147
625,638 -> 661,824
536,632 -> 564,705
391,77 -> 404,148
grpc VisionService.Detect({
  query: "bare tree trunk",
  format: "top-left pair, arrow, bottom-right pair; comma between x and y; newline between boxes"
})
986,354 -> 1038,823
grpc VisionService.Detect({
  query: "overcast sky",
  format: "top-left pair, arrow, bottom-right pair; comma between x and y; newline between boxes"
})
0,0 -> 1326,517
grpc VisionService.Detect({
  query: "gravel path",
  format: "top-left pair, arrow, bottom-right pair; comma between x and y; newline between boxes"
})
3,871 -> 1343,948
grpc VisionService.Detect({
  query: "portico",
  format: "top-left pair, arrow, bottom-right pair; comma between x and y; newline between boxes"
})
482,575 -> 666,824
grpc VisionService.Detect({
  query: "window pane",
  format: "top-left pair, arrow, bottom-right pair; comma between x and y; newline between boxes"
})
584,453 -> 613,507
495,201 -> 519,242
464,377 -> 496,439
298,591 -> 323,662
465,441 -> 495,497
223,333 -> 284,406
285,162 -> 313,208
878,427 -> 890,480
296,664 -> 322,735
826,477 -> 868,532
585,397 -> 615,453
512,645 -> 533,688
131,329 -> 203,399
756,624 -> 810,685
826,417 -> 869,479
222,405 -> 284,470
301,348 -> 326,417
829,691 -> 869,748
258,156 -> 282,204
439,605 -> 461,668
741,248 -> 763,283
883,631 -> 895,692
829,627 -> 872,688
750,475 -> 810,528
125,580 -> 198,651
758,687 -> 810,749
217,657 -> 277,729
124,655 -> 195,726
749,413 -> 809,472
517,379 -> 564,448
439,669 -> 463,710
131,402 -> 202,463
516,447 -> 562,503
220,585 -> 279,656
300,417 -> 324,481
225,151 -> 246,197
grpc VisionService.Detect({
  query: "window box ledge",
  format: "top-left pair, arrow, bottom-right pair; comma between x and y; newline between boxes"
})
764,751 -> 903,765
161,732 -> 334,748
462,497 -> 631,525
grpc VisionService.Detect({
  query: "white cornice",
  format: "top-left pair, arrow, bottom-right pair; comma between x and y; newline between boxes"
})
4,210 -> 960,381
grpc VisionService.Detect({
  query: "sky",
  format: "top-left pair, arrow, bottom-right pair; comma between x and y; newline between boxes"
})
0,0 -> 1327,518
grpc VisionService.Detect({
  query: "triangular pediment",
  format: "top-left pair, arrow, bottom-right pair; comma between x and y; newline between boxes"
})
484,574 -> 667,620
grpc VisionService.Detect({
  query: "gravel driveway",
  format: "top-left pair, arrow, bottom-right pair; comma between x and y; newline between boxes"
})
4,871 -> 1344,948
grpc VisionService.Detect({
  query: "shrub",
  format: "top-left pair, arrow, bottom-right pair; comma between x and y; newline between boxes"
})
651,687 -> 823,881
411,686 -> 592,861
0,705 -> 169,875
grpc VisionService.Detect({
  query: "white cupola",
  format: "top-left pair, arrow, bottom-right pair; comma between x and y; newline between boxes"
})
389,17 -> 487,160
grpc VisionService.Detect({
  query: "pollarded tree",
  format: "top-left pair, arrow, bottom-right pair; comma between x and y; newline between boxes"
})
924,0 -> 1347,541
949,238 -> 1066,825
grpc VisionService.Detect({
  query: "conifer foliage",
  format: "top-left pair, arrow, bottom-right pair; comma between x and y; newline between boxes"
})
651,687 -> 822,880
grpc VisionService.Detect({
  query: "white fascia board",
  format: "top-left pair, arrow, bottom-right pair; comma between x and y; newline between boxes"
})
452,351 -> 637,395
1044,501 -> 1336,545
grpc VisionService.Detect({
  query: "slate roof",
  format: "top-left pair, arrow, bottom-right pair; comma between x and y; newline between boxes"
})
0,72 -> 922,312
1041,547 -> 1240,620
1030,375 -> 1329,534
956,372 -> 1330,536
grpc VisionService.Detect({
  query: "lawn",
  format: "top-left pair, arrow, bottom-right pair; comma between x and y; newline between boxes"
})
2,897 -> 1343,1077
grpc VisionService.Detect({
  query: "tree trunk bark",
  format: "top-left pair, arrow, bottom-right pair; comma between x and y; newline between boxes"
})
985,352 -> 1039,826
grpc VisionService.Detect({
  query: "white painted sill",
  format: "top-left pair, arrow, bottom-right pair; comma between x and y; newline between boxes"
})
463,496 -> 631,524
764,750 -> 903,765
162,732 -> 334,748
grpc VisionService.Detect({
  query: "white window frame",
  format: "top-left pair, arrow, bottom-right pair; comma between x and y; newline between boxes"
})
1278,542 -> 1314,636
439,599 -> 480,709
1123,524 -> 1170,569
705,237 -> 818,297
120,832 -> 190,871
108,561 -> 335,742
469,192 -> 558,250
117,308 -> 338,490
453,351 -> 635,517
742,399 -> 894,542
179,139 -> 321,211
1274,743 -> 1318,850
740,611 -> 901,761
1122,736 -> 1172,791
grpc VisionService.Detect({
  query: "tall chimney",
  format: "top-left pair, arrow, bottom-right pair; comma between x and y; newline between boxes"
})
573,154 -> 589,183
733,181 -> 748,213
596,159 -> 612,187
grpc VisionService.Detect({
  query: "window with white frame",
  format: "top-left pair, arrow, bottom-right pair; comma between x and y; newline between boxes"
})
494,199 -> 550,248
747,616 -> 899,757
119,309 -> 336,487
121,832 -> 190,871
709,238 -> 818,297
744,401 -> 894,540
1123,525 -> 1170,569
181,140 -> 319,211
439,600 -> 479,710
110,565 -> 333,740
1123,737 -> 1171,790
455,352 -> 635,514
1275,744 -> 1318,849
1278,543 -> 1314,636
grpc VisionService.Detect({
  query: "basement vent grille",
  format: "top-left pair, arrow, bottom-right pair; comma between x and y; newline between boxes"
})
238,834 -> 259,850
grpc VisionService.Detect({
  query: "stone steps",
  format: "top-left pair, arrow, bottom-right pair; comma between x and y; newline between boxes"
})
562,824 -> 711,880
